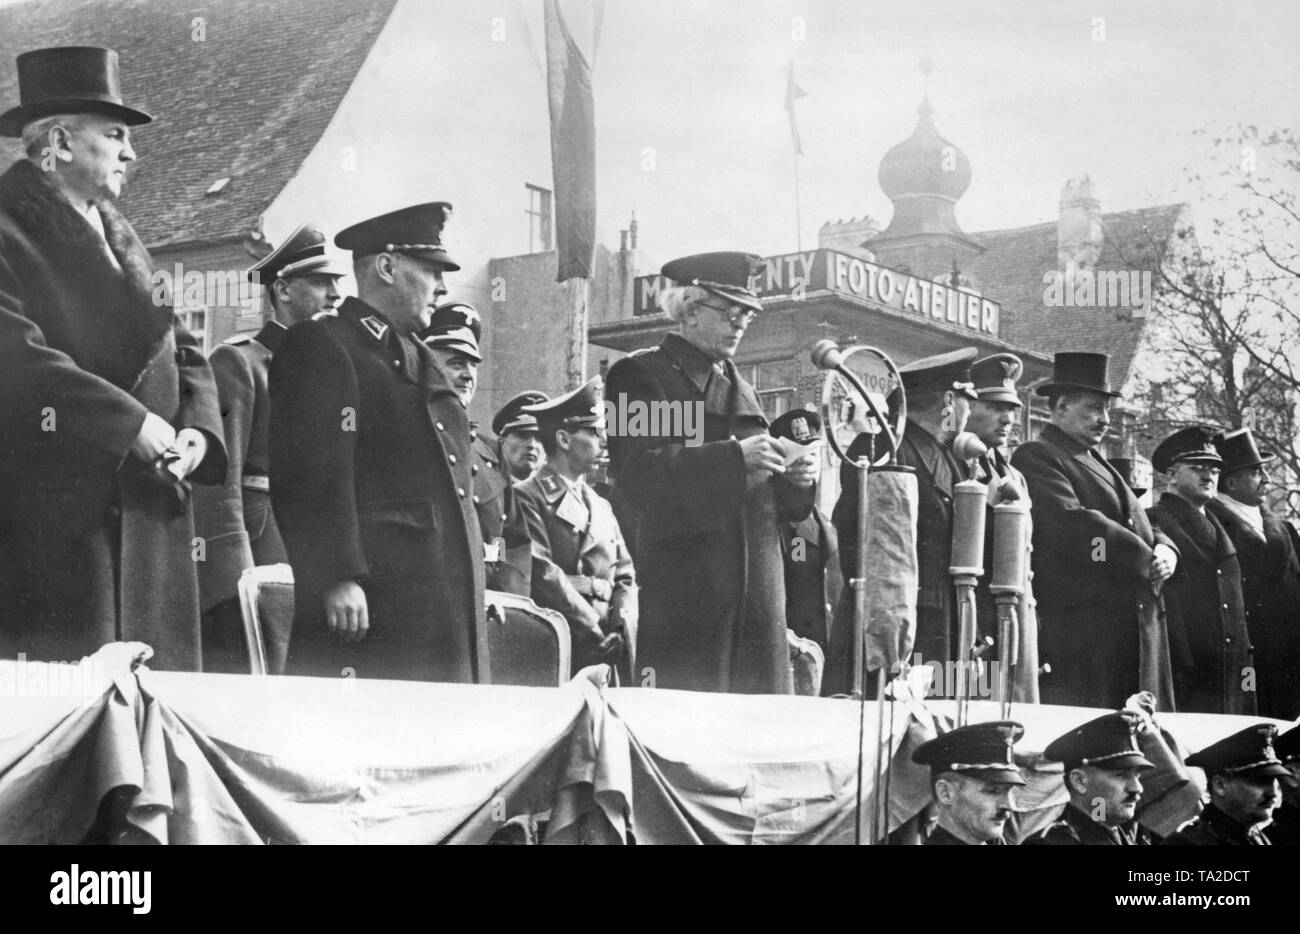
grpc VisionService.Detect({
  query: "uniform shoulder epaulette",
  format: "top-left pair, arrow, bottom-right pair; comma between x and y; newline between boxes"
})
222,332 -> 254,345
626,346 -> 657,358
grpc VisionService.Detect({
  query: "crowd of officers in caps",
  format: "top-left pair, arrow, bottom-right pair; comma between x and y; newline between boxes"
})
3,45 -> 1299,846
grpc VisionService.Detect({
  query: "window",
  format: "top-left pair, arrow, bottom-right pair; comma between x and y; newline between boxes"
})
744,362 -> 797,421
526,183 -> 553,253
178,307 -> 209,354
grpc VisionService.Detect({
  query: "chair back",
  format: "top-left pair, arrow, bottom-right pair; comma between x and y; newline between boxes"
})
236,563 -> 295,675
485,590 -> 570,686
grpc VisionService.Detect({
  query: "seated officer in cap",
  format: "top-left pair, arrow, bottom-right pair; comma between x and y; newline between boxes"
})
910,721 -> 1025,845
1011,352 -> 1178,710
516,378 -> 637,678
193,224 -> 344,671
828,348 -> 978,695
1207,428 -> 1300,719
492,391 -> 549,482
967,353 -> 1039,702
770,407 -> 841,656
605,252 -> 817,695
1270,724 -> 1300,844
420,302 -> 532,596
1162,723 -> 1289,845
270,203 -> 488,683
1027,712 -> 1159,845
1147,426 -> 1255,715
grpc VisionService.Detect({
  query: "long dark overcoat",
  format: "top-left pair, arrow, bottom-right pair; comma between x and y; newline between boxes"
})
269,297 -> 485,683
606,333 -> 812,694
1011,423 -> 1176,709
1207,497 -> 1300,719
0,160 -> 225,670
1148,494 -> 1255,715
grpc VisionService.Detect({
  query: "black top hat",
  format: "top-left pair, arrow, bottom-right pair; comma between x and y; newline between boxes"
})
1,47 -> 153,137
769,406 -> 822,444
1151,425 -> 1224,474
1043,712 -> 1155,772
492,391 -> 549,437
247,224 -> 347,284
335,202 -> 459,270
1108,457 -> 1147,499
911,721 -> 1027,785
661,251 -> 764,313
1186,724 -> 1290,780
899,347 -> 979,400
970,353 -> 1024,406
1035,352 -> 1121,399
1214,427 -> 1275,475
419,302 -> 481,362
523,377 -> 605,432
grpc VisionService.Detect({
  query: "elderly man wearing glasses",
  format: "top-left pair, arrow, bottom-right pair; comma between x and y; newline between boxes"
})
604,252 -> 818,694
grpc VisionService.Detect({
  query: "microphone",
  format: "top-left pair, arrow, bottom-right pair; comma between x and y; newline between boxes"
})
951,431 -> 987,462
810,338 -> 843,371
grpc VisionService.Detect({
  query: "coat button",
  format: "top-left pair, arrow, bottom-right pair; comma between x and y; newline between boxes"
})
472,495 -> 480,504
449,454 -> 457,464
436,421 -> 445,431
457,487 -> 465,498
471,465 -> 479,475
501,513 -> 508,522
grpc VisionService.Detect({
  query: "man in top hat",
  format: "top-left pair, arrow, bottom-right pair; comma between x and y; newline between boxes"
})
910,721 -> 1025,845
420,302 -> 532,596
1206,428 -> 1300,719
192,224 -> 344,671
0,47 -> 226,670
1011,352 -> 1178,709
516,378 -> 637,677
605,252 -> 818,694
269,203 -> 487,683
1027,712 -> 1158,845
770,407 -> 841,658
1269,725 -> 1300,844
828,348 -> 978,695
1147,426 -> 1254,715
967,353 -> 1039,702
1162,724 -> 1288,845
493,391 -> 549,482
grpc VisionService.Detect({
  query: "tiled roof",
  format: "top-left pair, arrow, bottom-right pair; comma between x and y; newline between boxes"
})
0,0 -> 397,249
966,204 -> 1186,390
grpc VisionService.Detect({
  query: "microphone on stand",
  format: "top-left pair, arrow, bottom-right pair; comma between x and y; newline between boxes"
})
951,431 -> 987,463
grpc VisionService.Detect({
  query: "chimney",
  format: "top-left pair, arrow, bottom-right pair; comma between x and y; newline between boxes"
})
1058,176 -> 1102,269
818,216 -> 880,260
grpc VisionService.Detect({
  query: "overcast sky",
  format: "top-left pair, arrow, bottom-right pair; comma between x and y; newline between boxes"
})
568,0 -> 1299,269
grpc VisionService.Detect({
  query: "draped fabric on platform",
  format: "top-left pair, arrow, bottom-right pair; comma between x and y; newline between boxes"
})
0,646 -> 1279,844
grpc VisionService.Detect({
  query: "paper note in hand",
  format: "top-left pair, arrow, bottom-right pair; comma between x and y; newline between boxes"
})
778,436 -> 822,466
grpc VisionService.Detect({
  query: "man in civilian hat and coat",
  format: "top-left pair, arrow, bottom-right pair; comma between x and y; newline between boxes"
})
1146,425 -> 1254,715
1206,427 -> 1300,719
1011,352 -> 1178,709
193,224 -> 344,671
270,203 -> 487,683
0,47 -> 226,670
605,252 -> 818,694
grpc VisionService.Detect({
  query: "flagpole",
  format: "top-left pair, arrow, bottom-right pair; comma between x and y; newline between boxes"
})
793,147 -> 803,253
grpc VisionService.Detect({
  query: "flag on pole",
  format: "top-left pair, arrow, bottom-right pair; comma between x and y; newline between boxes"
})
544,0 -> 598,282
784,59 -> 807,155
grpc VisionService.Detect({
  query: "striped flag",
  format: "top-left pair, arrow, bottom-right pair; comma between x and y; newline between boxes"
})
785,60 -> 807,155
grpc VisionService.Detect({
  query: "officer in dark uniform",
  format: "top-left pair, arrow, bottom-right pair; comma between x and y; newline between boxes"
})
493,391 -> 549,482
1162,723 -> 1289,845
1147,425 -> 1255,715
517,378 -> 637,677
193,224 -> 344,671
420,302 -> 532,596
1028,711 -> 1159,845
910,720 -> 1025,845
269,202 -> 487,683
1272,724 -> 1300,844
826,348 -> 978,695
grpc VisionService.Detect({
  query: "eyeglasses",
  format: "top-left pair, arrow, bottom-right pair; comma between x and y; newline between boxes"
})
697,301 -> 757,327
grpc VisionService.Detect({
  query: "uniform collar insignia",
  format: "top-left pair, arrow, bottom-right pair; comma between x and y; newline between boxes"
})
360,315 -> 389,342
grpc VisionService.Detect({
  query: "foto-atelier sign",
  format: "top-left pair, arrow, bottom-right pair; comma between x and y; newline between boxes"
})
633,248 -> 1000,337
